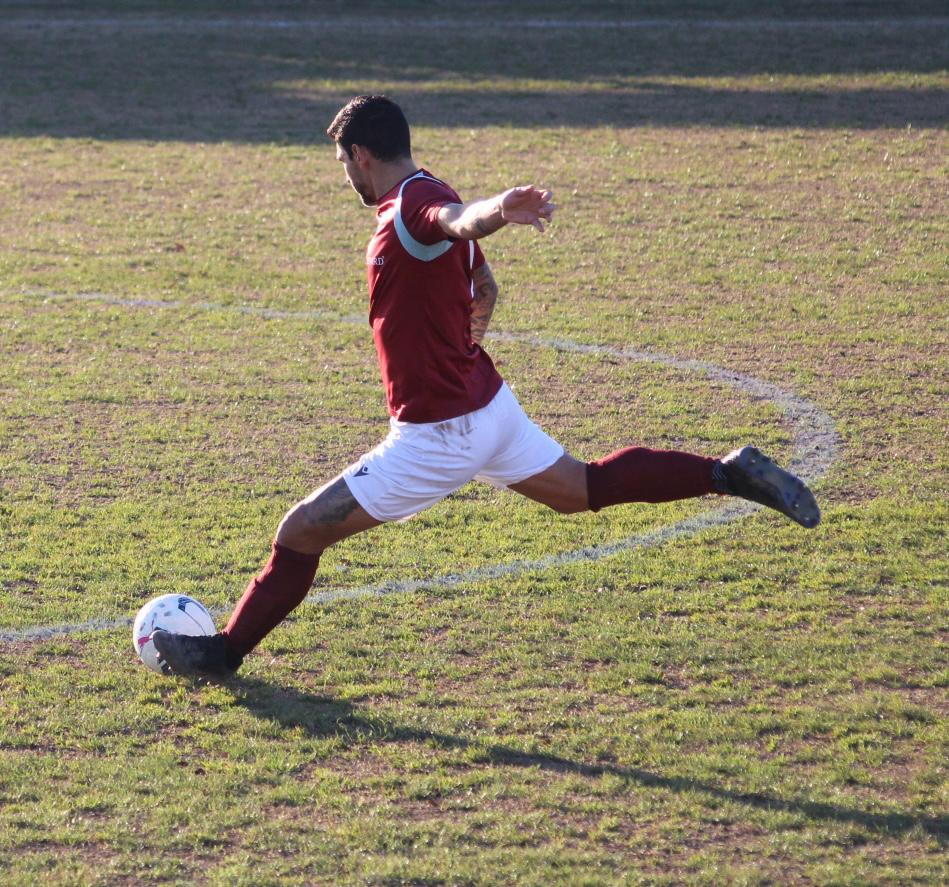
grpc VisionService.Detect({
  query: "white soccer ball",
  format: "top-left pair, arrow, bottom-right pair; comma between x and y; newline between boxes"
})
132,594 -> 216,674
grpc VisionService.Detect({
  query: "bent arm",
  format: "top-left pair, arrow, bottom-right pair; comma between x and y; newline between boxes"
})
470,263 -> 499,345
437,186 -> 556,240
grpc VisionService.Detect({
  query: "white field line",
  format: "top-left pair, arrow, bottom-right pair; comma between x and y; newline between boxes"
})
0,16 -> 944,33
0,291 -> 839,643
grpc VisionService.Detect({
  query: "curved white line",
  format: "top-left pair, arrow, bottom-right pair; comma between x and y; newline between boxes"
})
0,291 -> 839,643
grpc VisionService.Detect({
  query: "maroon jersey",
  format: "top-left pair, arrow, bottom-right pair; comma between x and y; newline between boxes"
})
365,169 -> 503,423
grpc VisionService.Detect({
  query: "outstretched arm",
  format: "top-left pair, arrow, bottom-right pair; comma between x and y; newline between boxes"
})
437,186 -> 556,240
470,263 -> 499,344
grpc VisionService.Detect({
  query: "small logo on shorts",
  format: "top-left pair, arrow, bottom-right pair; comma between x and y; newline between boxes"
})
354,465 -> 370,477
367,255 -> 384,266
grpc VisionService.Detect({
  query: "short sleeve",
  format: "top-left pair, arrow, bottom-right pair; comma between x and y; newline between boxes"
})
399,177 -> 455,246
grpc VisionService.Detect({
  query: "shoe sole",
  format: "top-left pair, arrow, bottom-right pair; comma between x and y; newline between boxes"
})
736,447 -> 821,528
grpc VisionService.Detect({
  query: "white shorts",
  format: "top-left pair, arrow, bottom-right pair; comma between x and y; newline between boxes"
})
342,383 -> 564,522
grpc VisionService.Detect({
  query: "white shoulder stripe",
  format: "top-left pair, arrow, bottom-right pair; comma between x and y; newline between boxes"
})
394,171 -> 454,262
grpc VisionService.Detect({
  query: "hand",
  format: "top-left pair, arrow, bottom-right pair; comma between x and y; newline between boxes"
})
499,186 -> 557,232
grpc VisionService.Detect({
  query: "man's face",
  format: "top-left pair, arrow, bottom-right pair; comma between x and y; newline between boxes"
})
336,143 -> 374,207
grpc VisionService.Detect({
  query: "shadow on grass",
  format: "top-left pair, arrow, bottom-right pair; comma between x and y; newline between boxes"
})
234,678 -> 948,841
0,11 -> 946,139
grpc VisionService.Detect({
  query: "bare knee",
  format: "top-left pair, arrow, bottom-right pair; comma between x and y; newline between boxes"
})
276,476 -> 380,553
509,453 -> 590,515
278,499 -> 322,539
276,500 -> 329,552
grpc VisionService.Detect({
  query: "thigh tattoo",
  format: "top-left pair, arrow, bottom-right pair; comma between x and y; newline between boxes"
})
312,477 -> 361,525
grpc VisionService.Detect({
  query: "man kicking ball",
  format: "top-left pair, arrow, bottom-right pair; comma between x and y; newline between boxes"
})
153,95 -> 820,677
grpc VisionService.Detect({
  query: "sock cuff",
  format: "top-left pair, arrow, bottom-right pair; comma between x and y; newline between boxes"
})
585,461 -> 603,512
272,540 -> 322,565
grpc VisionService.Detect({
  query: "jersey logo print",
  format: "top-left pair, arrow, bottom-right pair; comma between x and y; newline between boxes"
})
354,465 -> 370,477
367,255 -> 384,265
393,172 -> 453,263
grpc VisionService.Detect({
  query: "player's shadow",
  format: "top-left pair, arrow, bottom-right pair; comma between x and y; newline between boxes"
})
234,677 -> 948,842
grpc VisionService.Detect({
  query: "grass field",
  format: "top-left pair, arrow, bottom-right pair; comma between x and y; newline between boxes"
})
0,2 -> 947,884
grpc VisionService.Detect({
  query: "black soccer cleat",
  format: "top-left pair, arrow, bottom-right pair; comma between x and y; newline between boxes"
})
714,446 -> 821,528
151,630 -> 242,679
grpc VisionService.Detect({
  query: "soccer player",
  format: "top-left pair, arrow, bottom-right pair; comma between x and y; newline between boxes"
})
153,95 -> 820,678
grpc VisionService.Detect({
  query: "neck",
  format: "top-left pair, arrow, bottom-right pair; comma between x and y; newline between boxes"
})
370,157 -> 419,202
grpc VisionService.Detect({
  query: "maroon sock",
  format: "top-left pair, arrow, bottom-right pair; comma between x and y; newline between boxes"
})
222,541 -> 321,658
586,447 -> 719,512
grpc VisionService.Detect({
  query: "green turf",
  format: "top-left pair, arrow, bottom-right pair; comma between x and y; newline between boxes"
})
0,3 -> 946,885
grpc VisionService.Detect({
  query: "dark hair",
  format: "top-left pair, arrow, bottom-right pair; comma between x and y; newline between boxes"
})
327,95 -> 411,162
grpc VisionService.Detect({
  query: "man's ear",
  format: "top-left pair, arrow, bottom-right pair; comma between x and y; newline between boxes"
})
350,144 -> 372,166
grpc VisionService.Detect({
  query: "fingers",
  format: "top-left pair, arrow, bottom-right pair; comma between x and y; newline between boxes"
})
510,185 -> 555,206
500,185 -> 557,230
533,188 -> 556,225
527,186 -> 555,208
